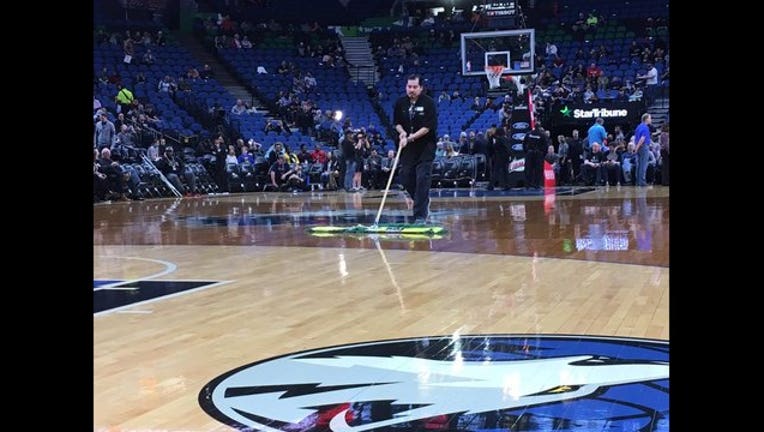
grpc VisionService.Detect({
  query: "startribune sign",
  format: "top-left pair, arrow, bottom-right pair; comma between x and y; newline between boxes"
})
573,108 -> 628,118
553,101 -> 643,127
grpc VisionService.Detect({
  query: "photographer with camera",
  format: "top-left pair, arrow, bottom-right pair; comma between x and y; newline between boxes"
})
351,130 -> 369,192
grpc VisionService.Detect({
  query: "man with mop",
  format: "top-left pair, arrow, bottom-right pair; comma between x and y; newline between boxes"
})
393,74 -> 438,224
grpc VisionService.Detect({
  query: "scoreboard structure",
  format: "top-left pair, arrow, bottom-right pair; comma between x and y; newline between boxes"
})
472,1 -> 518,28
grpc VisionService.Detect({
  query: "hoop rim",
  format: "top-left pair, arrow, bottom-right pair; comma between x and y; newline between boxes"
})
485,65 -> 506,76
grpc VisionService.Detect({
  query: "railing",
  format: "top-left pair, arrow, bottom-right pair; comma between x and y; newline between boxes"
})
348,64 -> 377,87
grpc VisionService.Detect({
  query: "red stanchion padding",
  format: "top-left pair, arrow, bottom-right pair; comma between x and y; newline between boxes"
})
543,161 -> 556,214
543,161 -> 556,188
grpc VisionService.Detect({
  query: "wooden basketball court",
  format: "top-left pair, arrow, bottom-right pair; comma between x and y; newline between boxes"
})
94,187 -> 669,431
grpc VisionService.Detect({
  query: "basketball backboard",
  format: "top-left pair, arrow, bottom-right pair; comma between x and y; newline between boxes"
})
461,28 -> 535,76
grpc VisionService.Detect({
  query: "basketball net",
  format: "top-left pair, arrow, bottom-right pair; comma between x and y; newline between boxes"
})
485,65 -> 504,89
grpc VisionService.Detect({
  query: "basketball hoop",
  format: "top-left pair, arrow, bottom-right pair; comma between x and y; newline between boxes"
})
485,65 -> 504,89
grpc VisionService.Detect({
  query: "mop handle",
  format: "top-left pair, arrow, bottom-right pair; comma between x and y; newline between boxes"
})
374,143 -> 404,226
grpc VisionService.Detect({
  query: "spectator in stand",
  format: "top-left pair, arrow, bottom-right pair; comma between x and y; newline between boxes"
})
568,130 -> 584,183
637,62 -> 659,105
587,118 -> 607,151
366,149 -> 383,189
155,30 -> 166,46
156,147 -> 198,196
114,124 -> 137,159
499,102 -> 513,127
268,155 -> 301,191
659,123 -> 669,185
97,68 -> 110,85
613,126 -> 625,142
212,136 -> 228,192
142,49 -> 154,65
440,134 -> 456,152
288,144 -> 304,164
629,87 -> 643,102
601,145 -> 621,186
621,139 -> 638,185
265,118 -> 284,133
489,126 -> 511,190
157,75 -> 174,93
231,99 -> 248,116
545,144 -> 561,178
94,149 -> 110,201
435,140 -> 446,158
304,72 -> 317,91
297,144 -> 314,164
94,113 -> 116,150
582,142 -> 606,186
587,62 -> 603,86
545,42 -> 558,60
266,142 -> 285,164
115,84 -> 134,115
140,31 -> 152,46
147,138 -> 160,161
456,132 -> 469,154
123,37 -> 135,62
232,33 -> 243,49
176,76 -> 191,92
186,67 -> 200,81
200,64 -> 213,80
311,144 -> 327,164
583,85 -> 597,103
557,135 -> 570,184
444,142 -> 459,158
225,145 -> 239,165
470,96 -> 483,111
321,152 -> 341,190
98,148 -> 129,201
277,61 -> 289,75
473,131 -> 488,156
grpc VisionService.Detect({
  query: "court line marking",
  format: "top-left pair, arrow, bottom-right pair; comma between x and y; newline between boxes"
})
94,280 -> 233,318
116,309 -> 153,314
94,256 -> 177,291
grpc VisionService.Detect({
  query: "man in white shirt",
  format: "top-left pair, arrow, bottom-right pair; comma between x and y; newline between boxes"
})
637,62 -> 659,104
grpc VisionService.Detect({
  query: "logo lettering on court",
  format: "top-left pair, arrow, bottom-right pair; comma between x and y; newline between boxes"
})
199,335 -> 668,431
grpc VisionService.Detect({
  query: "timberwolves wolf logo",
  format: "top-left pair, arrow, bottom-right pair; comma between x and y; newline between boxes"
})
200,335 -> 669,431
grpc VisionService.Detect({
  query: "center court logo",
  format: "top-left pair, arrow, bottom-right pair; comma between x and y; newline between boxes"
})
199,335 -> 669,431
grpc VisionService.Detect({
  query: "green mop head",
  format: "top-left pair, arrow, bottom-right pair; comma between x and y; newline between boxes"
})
308,223 -> 446,237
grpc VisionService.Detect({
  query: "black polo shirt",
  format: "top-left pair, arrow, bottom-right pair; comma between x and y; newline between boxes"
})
393,93 -> 438,161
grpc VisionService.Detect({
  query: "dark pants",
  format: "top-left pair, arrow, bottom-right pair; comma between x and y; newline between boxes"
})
215,165 -> 228,192
492,152 -> 511,188
571,158 -> 583,183
558,160 -> 571,185
399,158 -> 433,220
636,149 -> 649,186
582,164 -> 604,186
524,149 -> 543,188
660,151 -> 669,185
